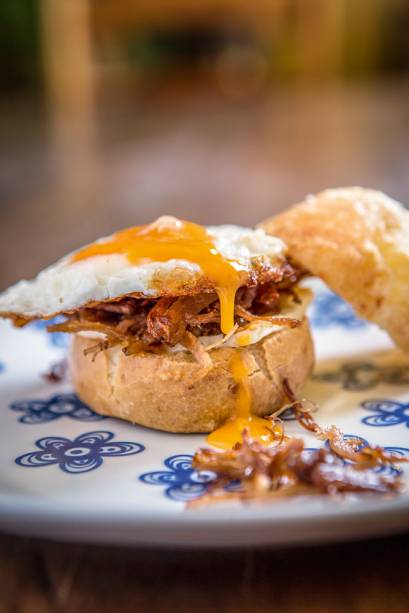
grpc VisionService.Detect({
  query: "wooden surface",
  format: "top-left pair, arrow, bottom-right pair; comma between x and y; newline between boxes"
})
0,531 -> 408,612
1,81 -> 409,612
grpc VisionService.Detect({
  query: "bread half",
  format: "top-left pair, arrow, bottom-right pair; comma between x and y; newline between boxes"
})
261,187 -> 409,353
69,318 -> 314,433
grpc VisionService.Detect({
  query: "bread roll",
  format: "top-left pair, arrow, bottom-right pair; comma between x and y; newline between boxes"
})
261,187 -> 409,352
69,318 -> 314,433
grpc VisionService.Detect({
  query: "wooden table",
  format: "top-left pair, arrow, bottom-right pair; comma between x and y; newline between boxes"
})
0,531 -> 408,612
1,81 -> 409,611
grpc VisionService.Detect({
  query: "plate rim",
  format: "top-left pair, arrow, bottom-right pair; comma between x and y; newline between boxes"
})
1,490 -> 408,547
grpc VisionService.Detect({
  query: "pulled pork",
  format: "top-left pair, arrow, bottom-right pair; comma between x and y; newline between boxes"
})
191,432 -> 403,506
190,422 -> 407,506
189,381 -> 407,506
48,263 -> 302,358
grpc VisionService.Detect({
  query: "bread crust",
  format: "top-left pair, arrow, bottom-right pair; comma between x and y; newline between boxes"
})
261,187 -> 409,353
69,319 -> 314,433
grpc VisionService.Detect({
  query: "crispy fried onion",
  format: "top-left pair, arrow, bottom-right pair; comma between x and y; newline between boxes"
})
190,429 -> 403,507
282,380 -> 409,469
189,382 -> 406,507
235,304 -> 300,328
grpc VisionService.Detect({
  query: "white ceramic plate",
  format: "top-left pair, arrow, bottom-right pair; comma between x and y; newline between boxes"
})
0,280 -> 408,547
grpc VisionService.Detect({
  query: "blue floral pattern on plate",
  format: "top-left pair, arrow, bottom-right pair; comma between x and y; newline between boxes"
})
139,454 -> 217,501
361,399 -> 409,429
313,362 -> 409,390
31,318 -> 69,349
10,392 -> 106,424
309,290 -> 366,329
15,431 -> 144,474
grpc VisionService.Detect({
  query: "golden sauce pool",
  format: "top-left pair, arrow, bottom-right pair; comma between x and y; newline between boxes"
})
72,218 -> 245,334
207,351 -> 279,450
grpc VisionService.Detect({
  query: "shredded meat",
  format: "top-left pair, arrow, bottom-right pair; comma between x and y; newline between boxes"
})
145,294 -> 216,344
190,426 -> 405,507
47,263 -> 303,359
189,382 -> 407,506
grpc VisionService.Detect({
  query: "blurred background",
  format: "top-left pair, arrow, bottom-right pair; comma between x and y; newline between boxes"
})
1,0 -> 409,288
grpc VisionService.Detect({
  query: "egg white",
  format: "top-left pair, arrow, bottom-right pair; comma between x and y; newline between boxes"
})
0,218 -> 286,318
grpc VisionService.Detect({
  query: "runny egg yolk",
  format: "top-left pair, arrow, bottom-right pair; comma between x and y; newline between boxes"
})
207,351 -> 279,450
72,218 -> 245,335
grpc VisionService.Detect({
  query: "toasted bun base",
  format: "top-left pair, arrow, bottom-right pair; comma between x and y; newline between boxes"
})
261,187 -> 409,353
69,319 -> 314,433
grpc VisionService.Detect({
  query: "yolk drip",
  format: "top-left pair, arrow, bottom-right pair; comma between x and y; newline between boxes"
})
207,351 -> 278,450
72,218 -> 245,334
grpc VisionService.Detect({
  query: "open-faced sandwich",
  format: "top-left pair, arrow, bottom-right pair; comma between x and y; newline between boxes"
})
1,186 -> 408,501
0,216 -> 314,448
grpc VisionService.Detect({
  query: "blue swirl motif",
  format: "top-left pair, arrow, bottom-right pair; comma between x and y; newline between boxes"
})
0,361 -> 4,374
309,290 -> 366,329
313,362 -> 409,391
10,392 -> 106,425
15,431 -> 145,474
31,317 -> 69,349
140,455 -> 216,501
140,454 -> 255,501
324,434 -> 409,478
361,399 -> 409,429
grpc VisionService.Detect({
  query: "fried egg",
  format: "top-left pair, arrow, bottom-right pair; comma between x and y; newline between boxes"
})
0,217 -> 286,320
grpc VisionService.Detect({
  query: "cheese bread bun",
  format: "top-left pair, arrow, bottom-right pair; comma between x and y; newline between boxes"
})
260,187 -> 409,352
70,317 -> 313,433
